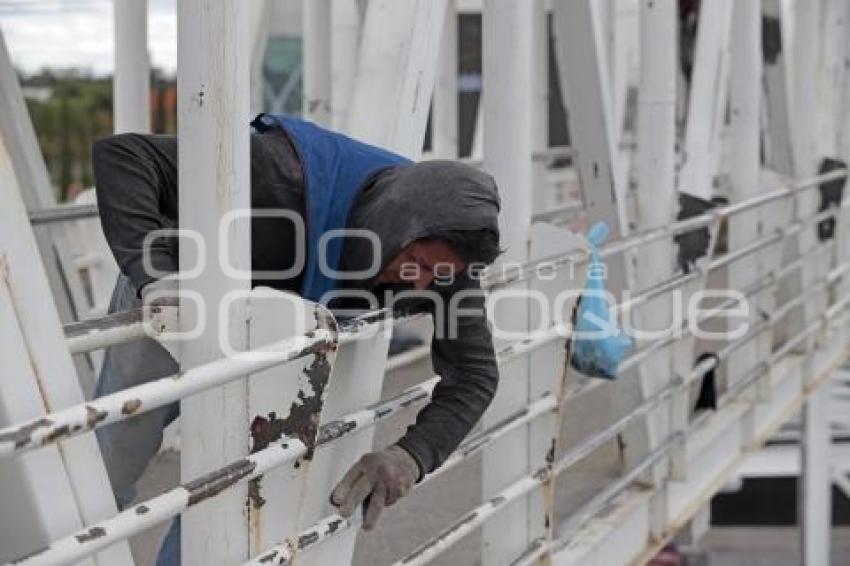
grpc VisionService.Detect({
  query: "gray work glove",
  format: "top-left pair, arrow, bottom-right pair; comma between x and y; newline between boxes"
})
330,445 -> 421,531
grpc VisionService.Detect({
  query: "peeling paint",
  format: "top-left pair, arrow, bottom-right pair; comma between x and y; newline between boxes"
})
316,419 -> 356,445
256,550 -> 278,564
297,531 -> 319,549
85,405 -> 108,428
248,477 -> 266,509
324,518 -> 344,535
122,399 -> 142,415
0,417 -> 52,449
75,527 -> 106,543
184,458 -> 257,506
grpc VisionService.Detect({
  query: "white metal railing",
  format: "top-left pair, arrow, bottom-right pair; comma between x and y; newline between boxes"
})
6,169 -> 848,565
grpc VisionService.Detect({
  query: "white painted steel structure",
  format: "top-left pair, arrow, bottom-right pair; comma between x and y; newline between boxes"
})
2,1 -> 850,565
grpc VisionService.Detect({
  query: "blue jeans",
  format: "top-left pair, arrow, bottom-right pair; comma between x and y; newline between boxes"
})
95,275 -> 181,565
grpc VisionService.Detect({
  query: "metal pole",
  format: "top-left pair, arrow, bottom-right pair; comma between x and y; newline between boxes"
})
176,0 -> 252,562
729,0 -> 772,406
629,0 -> 678,535
432,0 -> 458,158
331,0 -> 361,130
800,382 -> 832,565
113,0 -> 150,133
303,0 -> 332,124
482,0 -> 536,562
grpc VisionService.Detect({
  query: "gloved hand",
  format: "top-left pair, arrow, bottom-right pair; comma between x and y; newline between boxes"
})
330,445 -> 421,531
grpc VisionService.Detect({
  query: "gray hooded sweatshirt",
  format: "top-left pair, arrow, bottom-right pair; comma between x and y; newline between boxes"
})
93,126 -> 501,476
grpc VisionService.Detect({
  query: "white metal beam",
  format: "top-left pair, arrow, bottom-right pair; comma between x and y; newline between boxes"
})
113,0 -> 150,134
629,0 -> 678,537
303,0 -> 332,124
345,0 -> 447,158
0,31 -> 94,391
678,0 -> 734,201
330,0 -> 362,130
481,0 -> 537,562
0,133 -> 132,564
432,0 -> 459,159
177,0 -> 252,562
800,382 -> 832,565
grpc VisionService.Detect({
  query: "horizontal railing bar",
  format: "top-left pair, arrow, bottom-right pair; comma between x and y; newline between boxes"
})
0,328 -> 337,460
28,203 -> 99,225
9,377 -> 440,566
244,392 -> 561,565
484,169 -> 847,290
65,307 -> 151,354
393,276 -> 850,566
518,435 -> 682,565
32,263 -> 848,565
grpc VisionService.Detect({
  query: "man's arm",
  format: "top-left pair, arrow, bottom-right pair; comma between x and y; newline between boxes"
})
331,275 -> 499,529
396,277 -> 499,476
92,134 -> 179,294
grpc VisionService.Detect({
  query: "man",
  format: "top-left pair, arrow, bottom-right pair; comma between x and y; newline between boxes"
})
92,113 -> 501,562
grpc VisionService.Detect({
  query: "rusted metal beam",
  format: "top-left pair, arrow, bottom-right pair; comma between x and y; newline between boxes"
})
0,327 -> 337,459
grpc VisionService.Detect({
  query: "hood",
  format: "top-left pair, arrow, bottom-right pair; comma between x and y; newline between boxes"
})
341,159 -> 501,289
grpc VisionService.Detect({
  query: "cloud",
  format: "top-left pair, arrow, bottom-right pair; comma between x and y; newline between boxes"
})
0,0 -> 176,75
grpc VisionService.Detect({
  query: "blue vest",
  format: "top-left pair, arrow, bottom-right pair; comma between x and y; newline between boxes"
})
252,114 -> 410,303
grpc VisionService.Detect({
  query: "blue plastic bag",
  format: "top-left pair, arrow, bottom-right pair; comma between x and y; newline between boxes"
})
570,222 -> 632,380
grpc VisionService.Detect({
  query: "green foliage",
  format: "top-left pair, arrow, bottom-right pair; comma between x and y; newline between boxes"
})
20,68 -> 175,202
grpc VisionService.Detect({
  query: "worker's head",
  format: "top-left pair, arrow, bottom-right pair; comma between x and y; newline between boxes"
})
344,159 -> 502,291
376,229 -> 501,290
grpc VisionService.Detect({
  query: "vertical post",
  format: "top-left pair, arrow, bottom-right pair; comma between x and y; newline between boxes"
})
331,0 -> 362,130
530,1 -> 549,216
763,0 -> 796,175
113,0 -> 150,134
346,0 -> 447,158
678,0 -> 734,201
303,0 -> 332,124
729,0 -> 769,401
0,33 -> 94,391
249,0 -> 270,116
631,0 -> 677,537
791,0 -> 822,177
177,1 -> 251,563
800,383 -> 832,565
433,0 -> 458,159
482,0 -> 535,563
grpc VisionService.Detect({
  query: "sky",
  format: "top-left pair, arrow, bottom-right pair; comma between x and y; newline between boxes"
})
0,0 -> 177,75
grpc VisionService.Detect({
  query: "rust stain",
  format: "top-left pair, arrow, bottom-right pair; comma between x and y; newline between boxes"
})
122,399 -> 142,415
44,424 -> 71,443
248,477 -> 266,509
316,419 -> 356,445
324,518 -> 345,535
85,405 -> 108,428
75,526 -> 106,543
256,549 -> 278,564
245,306 -> 338,519
297,530 -> 319,549
184,458 -> 257,506
399,391 -> 430,408
0,417 -> 53,449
